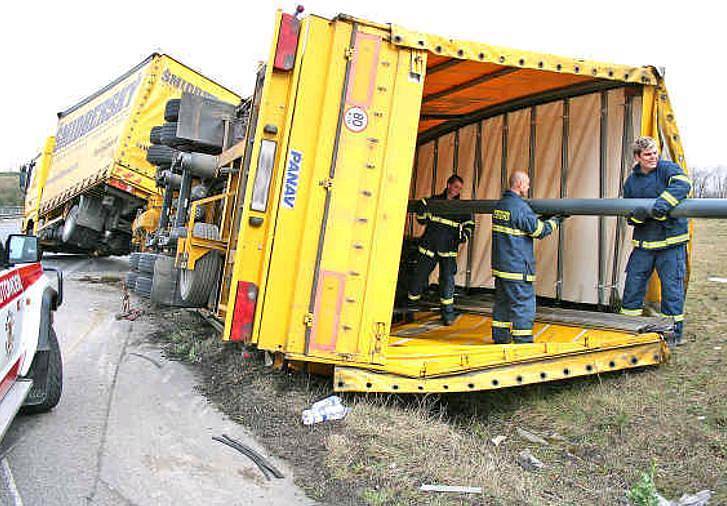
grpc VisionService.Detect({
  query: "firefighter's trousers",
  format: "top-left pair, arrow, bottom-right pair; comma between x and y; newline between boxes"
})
492,278 -> 536,344
621,244 -> 686,338
407,249 -> 457,316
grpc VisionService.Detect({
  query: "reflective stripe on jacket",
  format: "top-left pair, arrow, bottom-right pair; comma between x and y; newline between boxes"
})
416,192 -> 475,256
491,190 -> 558,281
624,160 -> 691,250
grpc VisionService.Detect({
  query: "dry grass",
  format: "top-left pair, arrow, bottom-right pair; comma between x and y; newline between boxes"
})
150,220 -> 726,505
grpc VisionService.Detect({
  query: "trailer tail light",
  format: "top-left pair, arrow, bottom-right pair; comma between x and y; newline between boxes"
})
230,281 -> 258,342
273,12 -> 301,71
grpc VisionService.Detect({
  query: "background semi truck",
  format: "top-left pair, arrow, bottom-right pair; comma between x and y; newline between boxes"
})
135,10 -> 710,393
19,54 -> 239,256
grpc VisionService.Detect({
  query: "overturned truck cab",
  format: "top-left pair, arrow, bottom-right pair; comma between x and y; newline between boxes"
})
178,10 -> 700,393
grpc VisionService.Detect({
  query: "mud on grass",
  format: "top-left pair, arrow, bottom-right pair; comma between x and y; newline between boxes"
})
147,219 -> 725,505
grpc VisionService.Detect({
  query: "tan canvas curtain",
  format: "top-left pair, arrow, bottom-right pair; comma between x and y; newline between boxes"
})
411,88 -> 641,306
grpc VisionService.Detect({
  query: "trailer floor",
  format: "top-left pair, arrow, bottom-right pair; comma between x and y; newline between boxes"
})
335,310 -> 671,392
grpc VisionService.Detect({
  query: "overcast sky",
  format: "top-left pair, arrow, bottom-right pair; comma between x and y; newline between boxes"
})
1,0 -> 723,170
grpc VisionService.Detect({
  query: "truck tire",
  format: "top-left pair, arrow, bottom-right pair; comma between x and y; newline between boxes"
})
150,125 -> 164,145
21,328 -> 62,414
125,271 -> 139,289
129,252 -> 141,270
134,275 -> 153,298
61,205 -> 79,243
138,253 -> 159,274
160,122 -> 183,148
147,145 -> 177,166
164,99 -> 181,122
179,223 -> 222,306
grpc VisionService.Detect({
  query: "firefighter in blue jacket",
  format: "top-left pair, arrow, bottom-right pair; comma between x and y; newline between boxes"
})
621,136 -> 692,346
407,175 -> 475,325
491,171 -> 564,344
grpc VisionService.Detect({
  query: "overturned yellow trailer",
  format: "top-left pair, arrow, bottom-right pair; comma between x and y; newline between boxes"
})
202,10 -> 687,393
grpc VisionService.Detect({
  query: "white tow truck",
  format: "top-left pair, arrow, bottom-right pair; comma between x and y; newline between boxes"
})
0,234 -> 63,441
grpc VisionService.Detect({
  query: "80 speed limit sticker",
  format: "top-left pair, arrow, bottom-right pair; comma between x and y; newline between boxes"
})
344,106 -> 368,133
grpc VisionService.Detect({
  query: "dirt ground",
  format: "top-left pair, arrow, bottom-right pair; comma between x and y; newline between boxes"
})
147,219 -> 725,506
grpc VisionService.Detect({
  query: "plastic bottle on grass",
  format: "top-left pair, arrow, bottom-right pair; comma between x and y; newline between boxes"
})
301,396 -> 350,425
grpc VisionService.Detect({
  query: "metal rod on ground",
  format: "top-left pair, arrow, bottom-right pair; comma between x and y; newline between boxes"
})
213,436 -> 274,480
407,198 -> 727,218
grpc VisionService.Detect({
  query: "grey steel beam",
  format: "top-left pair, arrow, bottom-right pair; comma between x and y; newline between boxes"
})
598,91 -> 608,307
408,198 -> 727,218
557,99 -> 569,302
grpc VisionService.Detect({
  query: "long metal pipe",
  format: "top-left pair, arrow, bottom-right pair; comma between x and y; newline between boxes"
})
408,198 -> 727,218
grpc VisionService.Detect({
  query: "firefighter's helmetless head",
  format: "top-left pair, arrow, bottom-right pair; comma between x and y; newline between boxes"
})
446,175 -> 464,200
509,171 -> 530,197
633,136 -> 659,172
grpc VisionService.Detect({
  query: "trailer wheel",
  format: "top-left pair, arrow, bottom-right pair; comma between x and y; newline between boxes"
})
129,252 -> 141,270
21,328 -> 62,414
179,223 -> 222,307
134,275 -> 153,298
160,122 -> 184,148
125,271 -> 139,290
164,99 -> 181,122
147,145 -> 177,166
149,125 -> 164,145
137,253 -> 159,274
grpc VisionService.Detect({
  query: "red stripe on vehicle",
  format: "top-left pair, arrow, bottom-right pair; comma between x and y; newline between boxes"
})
0,263 -> 43,310
0,357 -> 22,402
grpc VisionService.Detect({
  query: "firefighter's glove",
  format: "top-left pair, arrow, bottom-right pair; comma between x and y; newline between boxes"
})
628,207 -> 650,223
651,206 -> 669,219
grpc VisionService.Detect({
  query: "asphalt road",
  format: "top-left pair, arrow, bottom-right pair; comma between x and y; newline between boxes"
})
0,219 -> 313,505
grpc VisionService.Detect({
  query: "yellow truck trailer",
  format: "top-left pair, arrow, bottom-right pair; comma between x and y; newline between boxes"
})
20,54 -> 238,255
175,10 -> 690,393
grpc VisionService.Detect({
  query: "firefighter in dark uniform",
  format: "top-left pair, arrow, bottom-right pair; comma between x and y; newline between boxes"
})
491,171 -> 564,344
621,136 -> 692,346
407,175 -> 475,325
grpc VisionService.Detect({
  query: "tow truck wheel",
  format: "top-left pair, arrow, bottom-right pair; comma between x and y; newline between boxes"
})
21,328 -> 63,414
179,223 -> 222,307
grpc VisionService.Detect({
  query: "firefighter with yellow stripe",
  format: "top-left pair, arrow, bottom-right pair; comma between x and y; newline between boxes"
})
491,171 -> 564,344
407,175 -> 475,325
621,136 -> 692,346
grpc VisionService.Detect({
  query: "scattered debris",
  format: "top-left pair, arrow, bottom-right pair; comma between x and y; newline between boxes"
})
657,489 -> 712,506
517,449 -> 545,471
302,395 -> 350,425
517,427 -> 549,445
127,352 -> 163,369
490,435 -> 507,447
116,308 -> 143,321
714,346 -> 722,351
696,416 -> 706,421
212,434 -> 284,481
420,484 -> 483,494
707,277 -> 727,283
546,431 -> 569,442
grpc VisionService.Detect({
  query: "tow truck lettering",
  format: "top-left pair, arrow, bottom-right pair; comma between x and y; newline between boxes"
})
283,150 -> 303,209
0,274 -> 23,306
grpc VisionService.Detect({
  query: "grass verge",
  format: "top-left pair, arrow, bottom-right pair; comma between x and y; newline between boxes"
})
149,220 -> 725,505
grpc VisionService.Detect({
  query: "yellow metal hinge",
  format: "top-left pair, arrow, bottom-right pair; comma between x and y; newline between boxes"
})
373,322 -> 386,354
344,47 -> 355,60
303,313 -> 314,327
319,178 -> 334,190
